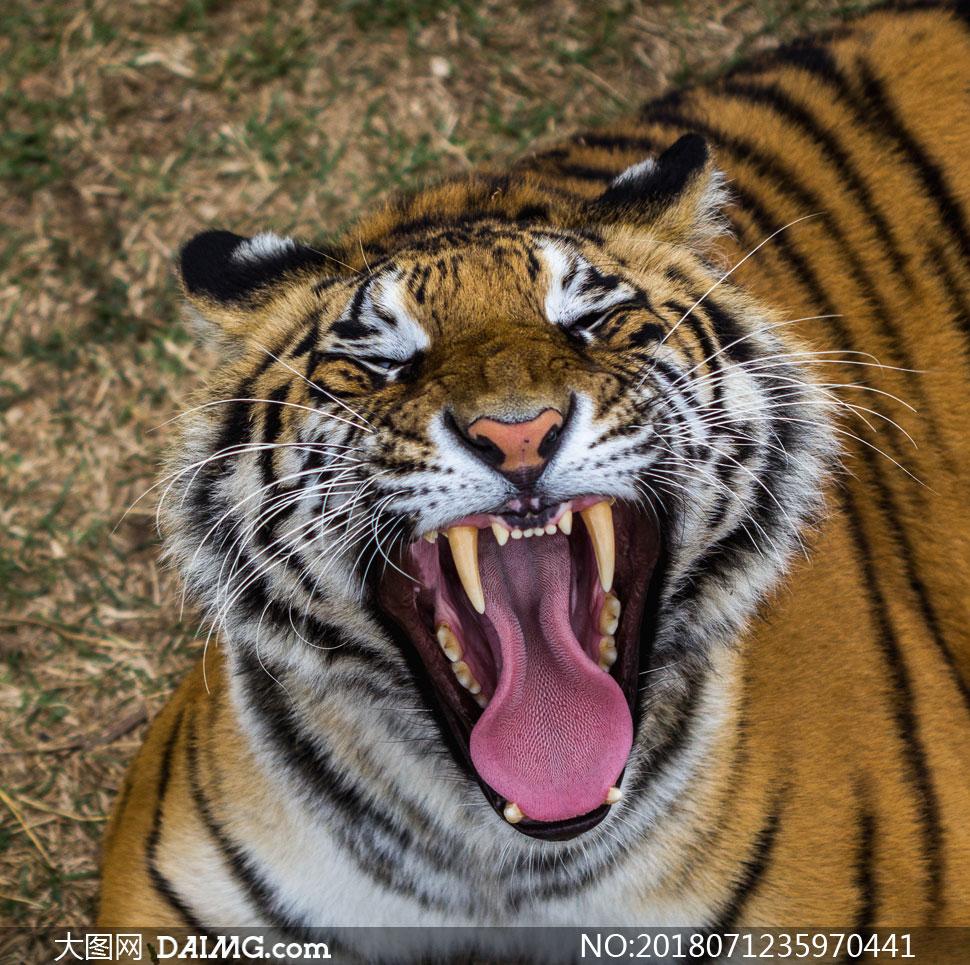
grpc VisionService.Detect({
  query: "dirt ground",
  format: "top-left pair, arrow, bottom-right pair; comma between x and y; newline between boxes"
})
0,0 -> 873,934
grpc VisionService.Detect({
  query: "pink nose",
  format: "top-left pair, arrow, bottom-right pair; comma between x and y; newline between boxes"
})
467,409 -> 564,474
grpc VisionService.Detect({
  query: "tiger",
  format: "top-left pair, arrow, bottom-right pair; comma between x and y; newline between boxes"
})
98,1 -> 970,958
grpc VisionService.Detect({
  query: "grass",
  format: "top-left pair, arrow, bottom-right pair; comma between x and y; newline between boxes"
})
0,0 -> 874,944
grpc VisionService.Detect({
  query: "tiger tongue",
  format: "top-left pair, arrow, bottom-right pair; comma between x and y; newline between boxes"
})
469,532 -> 633,822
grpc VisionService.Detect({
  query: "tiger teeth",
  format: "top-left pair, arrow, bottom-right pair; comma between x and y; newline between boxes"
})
437,500 -> 611,614
605,786 -> 622,805
503,802 -> 524,824
452,659 -> 481,694
447,525 -> 485,614
580,500 -> 615,592
436,624 -> 462,662
598,635 -> 617,670
599,592 -> 621,636
491,522 -> 509,546
474,693 -> 490,708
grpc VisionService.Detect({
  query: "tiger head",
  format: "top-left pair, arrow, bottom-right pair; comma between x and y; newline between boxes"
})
167,135 -> 835,840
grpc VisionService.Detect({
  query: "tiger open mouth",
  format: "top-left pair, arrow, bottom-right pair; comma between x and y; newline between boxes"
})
378,498 -> 662,840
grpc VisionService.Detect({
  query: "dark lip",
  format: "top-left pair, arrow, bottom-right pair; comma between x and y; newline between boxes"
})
375,500 -> 664,840
495,501 -> 560,530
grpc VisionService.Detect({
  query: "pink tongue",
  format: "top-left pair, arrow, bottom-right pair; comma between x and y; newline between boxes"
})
469,532 -> 632,822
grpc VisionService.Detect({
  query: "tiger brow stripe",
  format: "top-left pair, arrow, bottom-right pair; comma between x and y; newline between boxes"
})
145,708 -> 211,932
640,103 -> 970,715
331,275 -> 375,340
290,316 -> 319,358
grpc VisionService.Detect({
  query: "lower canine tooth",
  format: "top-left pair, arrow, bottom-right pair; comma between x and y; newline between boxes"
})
452,660 -> 481,694
605,786 -> 622,805
447,525 -> 485,614
598,635 -> 617,670
436,624 -> 462,662
504,802 -> 524,824
599,592 -> 621,635
491,522 -> 509,547
581,501 -> 615,592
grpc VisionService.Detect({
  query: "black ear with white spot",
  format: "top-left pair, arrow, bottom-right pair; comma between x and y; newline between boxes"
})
177,230 -> 332,343
179,230 -> 329,304
590,134 -> 729,243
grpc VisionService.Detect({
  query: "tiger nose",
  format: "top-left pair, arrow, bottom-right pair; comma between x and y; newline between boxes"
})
466,408 -> 565,477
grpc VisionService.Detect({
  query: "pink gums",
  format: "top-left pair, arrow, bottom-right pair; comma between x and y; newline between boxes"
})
469,532 -> 632,822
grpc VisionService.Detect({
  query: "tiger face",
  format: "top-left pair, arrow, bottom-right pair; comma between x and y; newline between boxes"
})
169,135 -> 834,840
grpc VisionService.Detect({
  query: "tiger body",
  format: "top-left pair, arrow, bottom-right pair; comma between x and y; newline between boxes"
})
100,2 -> 970,951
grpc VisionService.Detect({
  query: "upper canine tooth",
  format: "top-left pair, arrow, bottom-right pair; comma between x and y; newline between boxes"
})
581,501 -> 615,592
599,592 -> 621,635
436,624 -> 462,662
491,522 -> 509,547
447,525 -> 485,614
558,509 -> 573,535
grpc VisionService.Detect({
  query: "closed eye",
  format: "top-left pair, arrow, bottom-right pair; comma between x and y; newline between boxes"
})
324,351 -> 420,379
564,310 -> 609,331
362,357 -> 400,372
561,305 -> 627,338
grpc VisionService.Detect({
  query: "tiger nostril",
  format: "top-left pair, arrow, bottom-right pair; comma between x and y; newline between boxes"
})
460,407 -> 567,479
469,433 -> 505,463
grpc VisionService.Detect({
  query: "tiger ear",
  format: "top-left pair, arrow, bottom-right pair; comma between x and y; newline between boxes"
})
177,230 -> 331,343
589,134 -> 729,245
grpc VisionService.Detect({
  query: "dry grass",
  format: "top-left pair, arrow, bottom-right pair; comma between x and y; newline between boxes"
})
0,0 -> 873,938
